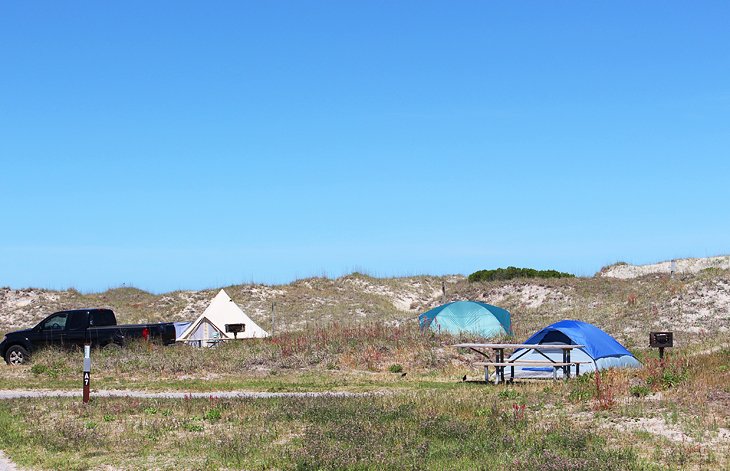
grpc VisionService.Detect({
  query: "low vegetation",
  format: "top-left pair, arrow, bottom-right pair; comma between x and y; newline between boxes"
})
2,350 -> 727,470
0,390 -> 648,470
2,323 -> 487,391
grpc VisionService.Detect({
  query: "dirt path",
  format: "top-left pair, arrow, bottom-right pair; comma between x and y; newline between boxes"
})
0,389 -> 376,400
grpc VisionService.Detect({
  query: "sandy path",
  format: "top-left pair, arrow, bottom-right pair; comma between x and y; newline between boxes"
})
0,389 -> 376,400
0,451 -> 21,471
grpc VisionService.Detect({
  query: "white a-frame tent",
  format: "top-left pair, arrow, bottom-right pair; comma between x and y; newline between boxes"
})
178,289 -> 269,346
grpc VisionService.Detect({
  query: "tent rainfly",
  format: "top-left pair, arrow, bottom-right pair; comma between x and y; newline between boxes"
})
178,289 -> 269,346
507,320 -> 641,379
418,301 -> 512,338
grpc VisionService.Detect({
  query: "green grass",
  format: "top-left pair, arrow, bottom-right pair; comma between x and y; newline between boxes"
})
0,391 -> 654,471
0,348 -> 727,469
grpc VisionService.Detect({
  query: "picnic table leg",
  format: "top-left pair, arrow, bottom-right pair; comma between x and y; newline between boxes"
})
566,349 -> 571,379
576,363 -> 580,376
497,349 -> 502,383
510,365 -> 514,382
492,348 -> 500,384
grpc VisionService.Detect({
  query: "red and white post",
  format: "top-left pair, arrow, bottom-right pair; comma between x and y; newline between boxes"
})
82,343 -> 91,404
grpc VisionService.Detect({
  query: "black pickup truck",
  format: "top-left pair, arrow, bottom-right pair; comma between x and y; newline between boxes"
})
1,308 -> 177,365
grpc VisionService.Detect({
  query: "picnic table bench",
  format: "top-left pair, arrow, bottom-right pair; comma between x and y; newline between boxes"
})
473,361 -> 593,381
453,343 -> 589,383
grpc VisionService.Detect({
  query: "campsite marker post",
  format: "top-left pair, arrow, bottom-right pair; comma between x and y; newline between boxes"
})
82,343 -> 91,404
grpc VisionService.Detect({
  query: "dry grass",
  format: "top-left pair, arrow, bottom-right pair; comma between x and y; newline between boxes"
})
3,269 -> 729,353
0,327 -> 727,469
2,322 -> 495,391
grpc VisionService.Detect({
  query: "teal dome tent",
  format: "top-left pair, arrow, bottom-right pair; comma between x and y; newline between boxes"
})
418,301 -> 512,337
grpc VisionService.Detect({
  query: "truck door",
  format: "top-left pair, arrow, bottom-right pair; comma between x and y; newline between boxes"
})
39,312 -> 69,347
64,311 -> 90,348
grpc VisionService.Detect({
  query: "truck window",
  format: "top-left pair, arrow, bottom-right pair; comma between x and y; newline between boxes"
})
90,310 -> 115,327
66,311 -> 89,331
41,313 -> 68,330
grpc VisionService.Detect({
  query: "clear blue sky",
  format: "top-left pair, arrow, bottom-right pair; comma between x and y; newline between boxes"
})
1,2 -> 729,293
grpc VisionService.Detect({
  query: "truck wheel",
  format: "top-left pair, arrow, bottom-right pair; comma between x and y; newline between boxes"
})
5,345 -> 30,365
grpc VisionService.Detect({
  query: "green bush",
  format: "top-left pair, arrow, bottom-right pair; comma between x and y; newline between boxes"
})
468,266 -> 575,282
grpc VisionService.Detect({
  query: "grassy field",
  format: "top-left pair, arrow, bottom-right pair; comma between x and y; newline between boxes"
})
0,390 -> 648,471
0,323 -> 728,470
2,269 -> 729,469
1,350 -> 727,470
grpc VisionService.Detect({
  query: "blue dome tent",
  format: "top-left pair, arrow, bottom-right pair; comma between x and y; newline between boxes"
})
418,301 -> 512,338
508,320 -> 641,378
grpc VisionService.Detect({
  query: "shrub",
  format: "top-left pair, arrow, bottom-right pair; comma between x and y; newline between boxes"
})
468,266 -> 574,282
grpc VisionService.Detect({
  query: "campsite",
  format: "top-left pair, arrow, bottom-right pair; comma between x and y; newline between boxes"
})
3,2 -> 730,469
0,260 -> 728,470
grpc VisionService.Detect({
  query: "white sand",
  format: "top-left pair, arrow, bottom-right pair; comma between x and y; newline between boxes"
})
600,256 -> 730,279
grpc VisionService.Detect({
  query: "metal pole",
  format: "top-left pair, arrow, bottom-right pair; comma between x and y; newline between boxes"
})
442,281 -> 446,304
83,343 -> 91,404
271,301 -> 275,337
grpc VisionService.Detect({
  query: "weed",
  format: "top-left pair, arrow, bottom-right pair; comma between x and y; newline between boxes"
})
204,408 -> 222,421
388,363 -> 403,373
644,356 -> 688,391
594,371 -> 616,410
30,364 -> 48,375
629,385 -> 651,397
498,388 -> 521,400
183,421 -> 204,432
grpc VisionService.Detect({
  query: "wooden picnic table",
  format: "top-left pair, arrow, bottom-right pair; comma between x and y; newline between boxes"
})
452,343 -> 588,383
